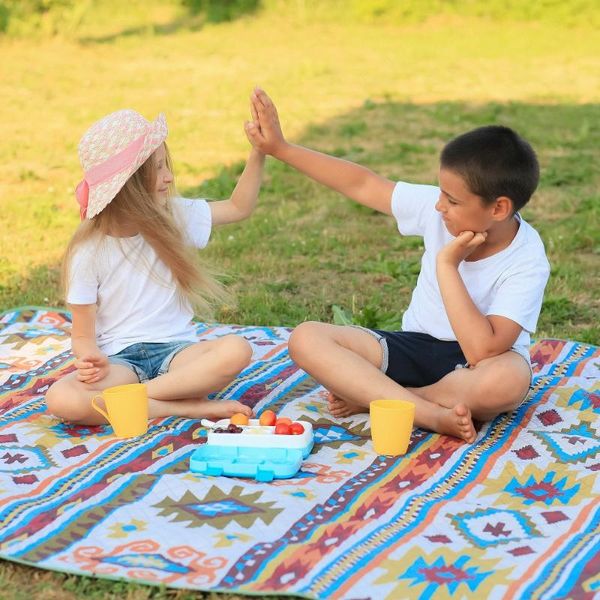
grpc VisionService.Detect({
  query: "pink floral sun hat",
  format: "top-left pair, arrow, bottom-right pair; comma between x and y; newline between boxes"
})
75,109 -> 168,219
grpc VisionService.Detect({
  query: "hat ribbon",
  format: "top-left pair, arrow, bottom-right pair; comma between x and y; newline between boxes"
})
75,132 -> 149,220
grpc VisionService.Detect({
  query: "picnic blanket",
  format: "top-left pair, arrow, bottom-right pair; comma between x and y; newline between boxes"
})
1,307 -> 599,599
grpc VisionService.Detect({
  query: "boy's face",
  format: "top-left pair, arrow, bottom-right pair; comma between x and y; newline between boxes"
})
436,168 -> 495,237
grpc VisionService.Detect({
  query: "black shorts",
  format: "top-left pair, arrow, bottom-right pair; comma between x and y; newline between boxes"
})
363,329 -> 467,388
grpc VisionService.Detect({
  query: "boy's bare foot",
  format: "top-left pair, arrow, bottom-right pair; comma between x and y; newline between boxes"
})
326,392 -> 476,443
437,403 -> 477,443
327,392 -> 367,418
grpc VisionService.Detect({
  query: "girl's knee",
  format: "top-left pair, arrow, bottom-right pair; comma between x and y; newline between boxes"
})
219,335 -> 252,370
45,380 -> 65,415
45,379 -> 88,421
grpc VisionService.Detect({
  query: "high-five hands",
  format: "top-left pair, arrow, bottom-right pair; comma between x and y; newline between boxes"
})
244,88 -> 287,157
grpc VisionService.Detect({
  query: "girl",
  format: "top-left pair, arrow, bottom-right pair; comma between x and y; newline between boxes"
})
46,108 -> 264,425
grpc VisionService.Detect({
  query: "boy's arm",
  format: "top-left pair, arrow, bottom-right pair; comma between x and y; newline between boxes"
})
245,87 -> 395,216
69,303 -> 110,384
208,148 -> 265,225
436,232 -> 523,365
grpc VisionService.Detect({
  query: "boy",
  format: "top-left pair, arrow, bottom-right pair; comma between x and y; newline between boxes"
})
244,88 -> 550,443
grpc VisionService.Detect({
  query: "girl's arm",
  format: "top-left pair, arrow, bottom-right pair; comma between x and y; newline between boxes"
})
245,87 -> 395,215
69,303 -> 110,384
208,148 -> 265,225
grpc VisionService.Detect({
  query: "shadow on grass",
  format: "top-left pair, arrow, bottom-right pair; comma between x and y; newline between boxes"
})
4,100 -> 599,339
78,0 -> 262,44
183,99 -> 600,341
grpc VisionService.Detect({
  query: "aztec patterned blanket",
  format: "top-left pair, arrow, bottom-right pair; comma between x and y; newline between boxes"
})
1,307 -> 599,599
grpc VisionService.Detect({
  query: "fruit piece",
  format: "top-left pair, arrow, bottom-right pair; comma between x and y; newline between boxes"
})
259,410 -> 277,426
275,422 -> 291,435
230,413 -> 249,426
275,417 -> 292,426
222,423 -> 243,433
289,422 -> 305,435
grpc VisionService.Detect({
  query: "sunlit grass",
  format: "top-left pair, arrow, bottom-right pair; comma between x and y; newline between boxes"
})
1,12 -> 598,303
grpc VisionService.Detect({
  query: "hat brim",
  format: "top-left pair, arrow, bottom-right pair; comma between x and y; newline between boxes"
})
85,113 -> 168,219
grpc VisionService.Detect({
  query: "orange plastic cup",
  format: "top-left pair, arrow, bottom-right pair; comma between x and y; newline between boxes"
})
91,383 -> 148,438
370,399 -> 415,455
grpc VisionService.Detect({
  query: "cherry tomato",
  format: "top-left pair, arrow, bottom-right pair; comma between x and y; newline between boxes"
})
276,417 -> 292,426
289,422 -> 305,435
275,422 -> 291,435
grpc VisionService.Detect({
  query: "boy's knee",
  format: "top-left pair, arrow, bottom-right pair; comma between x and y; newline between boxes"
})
470,356 -> 530,415
288,321 -> 323,363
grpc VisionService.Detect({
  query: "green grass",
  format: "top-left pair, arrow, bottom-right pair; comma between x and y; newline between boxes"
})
0,562 -> 285,600
0,2 -> 599,598
197,100 -> 600,343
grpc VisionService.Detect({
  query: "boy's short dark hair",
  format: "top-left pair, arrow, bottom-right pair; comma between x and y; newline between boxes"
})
440,125 -> 539,212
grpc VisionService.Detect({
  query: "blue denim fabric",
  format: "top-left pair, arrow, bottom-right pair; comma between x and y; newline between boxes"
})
108,340 -> 194,383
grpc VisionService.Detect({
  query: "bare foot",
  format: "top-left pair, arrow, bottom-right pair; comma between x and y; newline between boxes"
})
326,392 -> 367,418
151,398 -> 252,420
191,399 -> 252,420
437,403 -> 477,443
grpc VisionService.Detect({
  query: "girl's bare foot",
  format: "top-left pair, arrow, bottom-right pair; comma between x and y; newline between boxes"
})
188,399 -> 252,420
327,392 -> 367,418
150,398 -> 252,420
436,403 -> 477,443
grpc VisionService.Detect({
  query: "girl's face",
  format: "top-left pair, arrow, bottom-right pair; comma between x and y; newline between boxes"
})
153,143 -> 173,205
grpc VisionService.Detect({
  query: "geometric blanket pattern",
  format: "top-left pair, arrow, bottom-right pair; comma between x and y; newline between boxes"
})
1,307 -> 599,600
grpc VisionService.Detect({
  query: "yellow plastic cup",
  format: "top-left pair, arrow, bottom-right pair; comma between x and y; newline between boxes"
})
370,399 -> 415,456
91,383 -> 148,438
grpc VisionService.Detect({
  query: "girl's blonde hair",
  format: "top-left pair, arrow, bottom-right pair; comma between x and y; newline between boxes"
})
62,143 -> 230,318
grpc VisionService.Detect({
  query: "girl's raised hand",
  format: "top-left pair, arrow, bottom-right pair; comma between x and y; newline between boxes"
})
245,87 -> 287,157
75,352 -> 110,384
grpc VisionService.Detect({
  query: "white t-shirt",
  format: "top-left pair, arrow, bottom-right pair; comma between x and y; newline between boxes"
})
67,197 -> 212,356
391,181 -> 550,363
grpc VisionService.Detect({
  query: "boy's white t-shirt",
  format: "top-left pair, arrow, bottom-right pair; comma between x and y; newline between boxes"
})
67,197 -> 212,356
391,181 -> 551,363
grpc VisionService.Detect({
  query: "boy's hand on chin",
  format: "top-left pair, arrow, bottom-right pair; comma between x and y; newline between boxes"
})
438,230 -> 488,267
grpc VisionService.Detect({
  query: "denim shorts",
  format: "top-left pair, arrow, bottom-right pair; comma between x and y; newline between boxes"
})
358,328 -> 468,388
108,341 -> 195,383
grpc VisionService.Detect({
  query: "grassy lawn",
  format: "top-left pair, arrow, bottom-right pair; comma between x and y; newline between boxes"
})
0,1 -> 598,598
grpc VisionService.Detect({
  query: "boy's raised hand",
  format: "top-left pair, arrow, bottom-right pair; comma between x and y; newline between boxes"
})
245,88 -> 287,157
